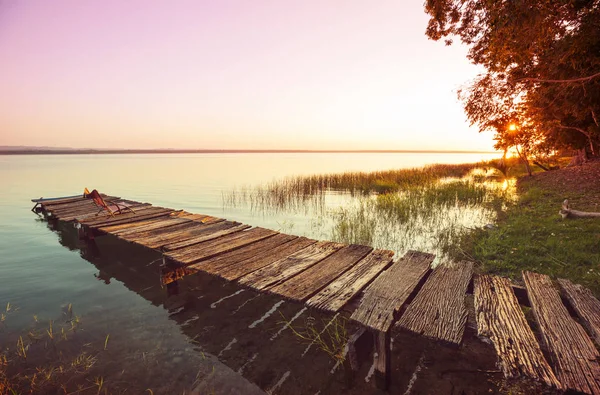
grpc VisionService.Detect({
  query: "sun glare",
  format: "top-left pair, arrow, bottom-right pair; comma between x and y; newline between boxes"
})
508,123 -> 517,131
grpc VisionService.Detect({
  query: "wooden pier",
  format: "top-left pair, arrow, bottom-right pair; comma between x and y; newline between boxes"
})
33,194 -> 600,393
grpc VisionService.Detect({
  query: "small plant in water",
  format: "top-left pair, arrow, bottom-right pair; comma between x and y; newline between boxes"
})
281,312 -> 349,365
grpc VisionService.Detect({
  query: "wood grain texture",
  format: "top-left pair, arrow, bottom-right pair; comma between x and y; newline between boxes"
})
116,218 -> 193,238
188,233 -> 298,275
39,196 -> 88,206
219,237 -> 316,281
162,224 -> 250,251
97,216 -> 174,233
396,260 -> 472,345
137,221 -> 238,249
238,241 -> 344,291
83,208 -> 176,228
523,271 -> 600,394
350,251 -> 433,333
52,200 -> 141,217
49,198 -> 131,216
558,278 -> 600,346
58,203 -> 152,222
268,244 -> 373,301
307,250 -> 394,312
164,227 -> 278,265
474,274 -> 560,388
120,221 -> 200,240
43,195 -> 118,210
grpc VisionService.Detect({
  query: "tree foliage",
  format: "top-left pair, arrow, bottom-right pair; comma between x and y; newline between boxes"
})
425,0 -> 600,164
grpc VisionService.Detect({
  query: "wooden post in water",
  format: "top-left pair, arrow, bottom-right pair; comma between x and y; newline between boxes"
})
374,329 -> 391,390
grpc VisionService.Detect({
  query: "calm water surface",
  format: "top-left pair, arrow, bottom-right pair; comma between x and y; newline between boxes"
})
0,152 -> 497,393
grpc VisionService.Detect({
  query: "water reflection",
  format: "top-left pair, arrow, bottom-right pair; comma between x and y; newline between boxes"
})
38,221 -> 369,394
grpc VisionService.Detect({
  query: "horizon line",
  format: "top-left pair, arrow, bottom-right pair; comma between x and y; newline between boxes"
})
0,148 -> 499,155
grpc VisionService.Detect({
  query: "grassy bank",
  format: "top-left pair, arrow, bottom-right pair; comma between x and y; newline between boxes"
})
224,158 -> 600,295
453,161 -> 600,295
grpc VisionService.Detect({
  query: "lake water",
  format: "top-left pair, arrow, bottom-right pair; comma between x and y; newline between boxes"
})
0,152 -> 497,394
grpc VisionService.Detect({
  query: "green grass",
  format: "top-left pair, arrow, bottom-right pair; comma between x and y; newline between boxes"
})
452,184 -> 600,294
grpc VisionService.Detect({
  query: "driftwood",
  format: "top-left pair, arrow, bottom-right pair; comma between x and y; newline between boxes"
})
559,199 -> 600,219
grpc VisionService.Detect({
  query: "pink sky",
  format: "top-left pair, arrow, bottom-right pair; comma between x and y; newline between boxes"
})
0,1 -> 495,151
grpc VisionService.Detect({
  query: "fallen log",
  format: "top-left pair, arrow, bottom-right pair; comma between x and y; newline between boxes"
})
559,199 -> 600,219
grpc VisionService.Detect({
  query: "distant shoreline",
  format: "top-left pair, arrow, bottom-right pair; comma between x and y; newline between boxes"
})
0,149 -> 498,155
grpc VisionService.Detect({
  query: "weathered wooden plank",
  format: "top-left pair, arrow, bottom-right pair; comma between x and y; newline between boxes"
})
98,216 -> 178,234
43,194 -> 118,209
47,201 -> 97,214
59,203 -> 151,222
238,241 -> 344,291
136,221 -> 241,250
188,233 -> 298,275
374,330 -> 391,390
193,215 -> 225,225
51,201 -> 123,217
46,196 -> 124,213
115,217 -> 193,238
219,237 -> 317,281
307,250 -> 394,312
523,271 -> 600,394
396,260 -> 472,345
350,251 -> 433,333
474,274 -> 561,388
175,213 -> 214,221
119,220 -> 199,240
268,244 -> 373,301
83,208 -> 176,228
39,196 -> 87,206
162,224 -> 251,251
558,278 -> 600,346
164,227 -> 278,265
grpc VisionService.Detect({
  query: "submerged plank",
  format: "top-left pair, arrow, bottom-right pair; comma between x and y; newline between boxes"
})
268,244 -> 373,301
351,251 -> 433,333
164,227 -> 278,265
474,274 -> 561,388
220,237 -> 317,281
558,278 -> 600,346
189,233 -> 298,275
238,241 -> 344,291
523,271 -> 600,394
397,260 -> 473,345
162,224 -> 251,251
307,250 -> 394,312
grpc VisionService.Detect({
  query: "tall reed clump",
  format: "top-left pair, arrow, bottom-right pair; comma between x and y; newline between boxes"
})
329,176 -> 513,259
223,161 -> 514,263
223,163 -> 481,214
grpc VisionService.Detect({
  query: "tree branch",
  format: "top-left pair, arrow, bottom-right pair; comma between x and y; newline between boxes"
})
515,71 -> 600,84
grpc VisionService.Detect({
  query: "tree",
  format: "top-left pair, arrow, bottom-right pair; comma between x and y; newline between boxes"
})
425,0 -> 600,161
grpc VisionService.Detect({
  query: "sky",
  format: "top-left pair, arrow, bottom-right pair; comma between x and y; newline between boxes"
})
0,0 -> 496,151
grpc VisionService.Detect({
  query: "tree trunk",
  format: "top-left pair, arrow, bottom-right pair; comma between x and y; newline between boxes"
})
515,146 -> 532,176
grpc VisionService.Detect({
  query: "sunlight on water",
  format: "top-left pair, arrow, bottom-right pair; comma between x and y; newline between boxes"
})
0,152 -> 499,393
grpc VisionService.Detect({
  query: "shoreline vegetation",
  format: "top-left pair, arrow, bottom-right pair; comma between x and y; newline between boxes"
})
3,158 -> 598,393
224,157 -> 600,295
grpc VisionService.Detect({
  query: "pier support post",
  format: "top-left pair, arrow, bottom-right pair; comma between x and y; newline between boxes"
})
374,329 -> 391,390
77,224 -> 94,241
